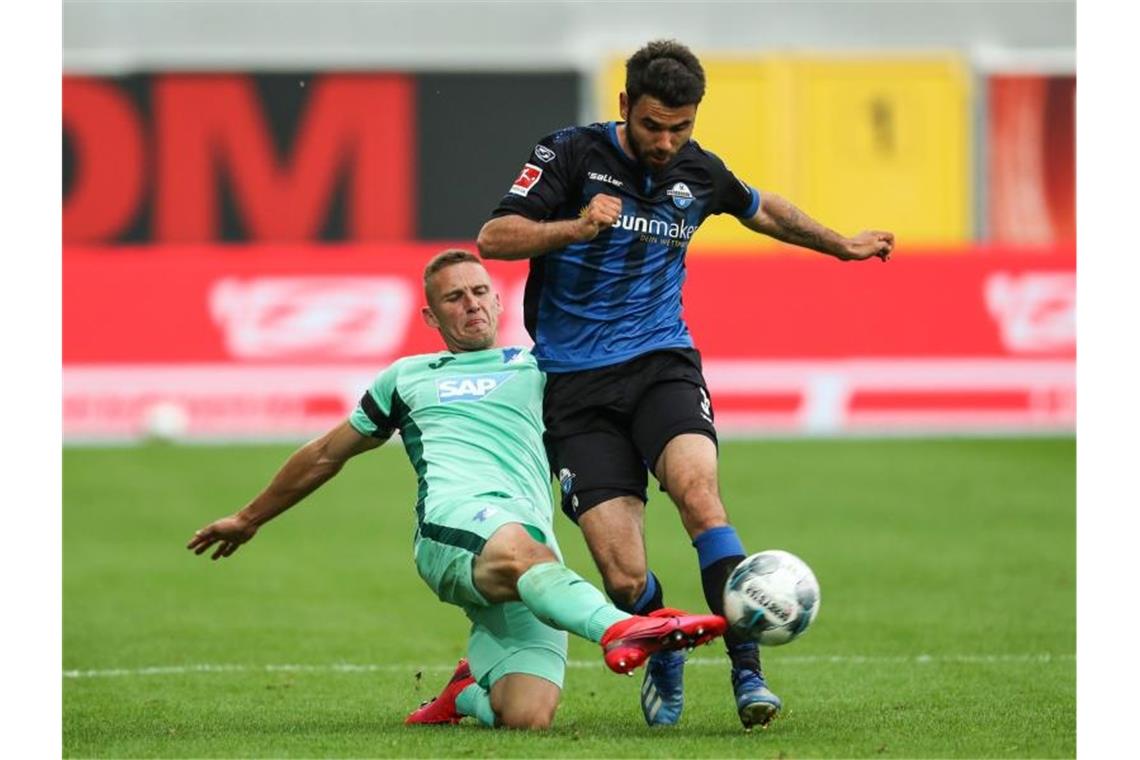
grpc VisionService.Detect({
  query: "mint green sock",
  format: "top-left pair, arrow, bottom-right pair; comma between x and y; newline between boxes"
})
516,562 -> 631,642
455,682 -> 496,727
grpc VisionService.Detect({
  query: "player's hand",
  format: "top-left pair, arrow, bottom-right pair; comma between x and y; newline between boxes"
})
576,194 -> 622,241
187,514 -> 258,560
837,230 -> 895,262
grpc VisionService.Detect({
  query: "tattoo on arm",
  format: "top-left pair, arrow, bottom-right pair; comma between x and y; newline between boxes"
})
779,204 -> 831,252
757,195 -> 843,256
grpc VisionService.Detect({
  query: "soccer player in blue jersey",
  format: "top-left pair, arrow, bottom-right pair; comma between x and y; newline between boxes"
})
477,40 -> 895,730
188,250 -> 726,730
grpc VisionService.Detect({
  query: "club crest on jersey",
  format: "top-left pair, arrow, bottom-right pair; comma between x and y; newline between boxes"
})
473,506 -> 499,522
509,164 -> 543,197
501,347 -> 526,364
558,468 -> 576,494
436,372 -> 515,403
667,182 -> 694,209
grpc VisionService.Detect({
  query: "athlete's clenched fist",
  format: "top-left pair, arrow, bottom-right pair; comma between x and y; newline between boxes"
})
575,194 -> 622,241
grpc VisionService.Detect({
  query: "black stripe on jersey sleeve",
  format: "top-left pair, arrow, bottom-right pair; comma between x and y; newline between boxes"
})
359,391 -> 396,438
705,150 -> 759,219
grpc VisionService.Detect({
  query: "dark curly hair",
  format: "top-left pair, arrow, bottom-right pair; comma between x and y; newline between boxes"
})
625,39 -> 706,108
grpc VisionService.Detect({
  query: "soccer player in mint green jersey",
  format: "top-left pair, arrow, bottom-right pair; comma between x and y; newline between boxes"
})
188,250 -> 726,730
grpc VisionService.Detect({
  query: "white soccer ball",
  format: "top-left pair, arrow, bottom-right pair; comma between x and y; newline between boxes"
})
141,401 -> 190,441
723,550 -> 821,646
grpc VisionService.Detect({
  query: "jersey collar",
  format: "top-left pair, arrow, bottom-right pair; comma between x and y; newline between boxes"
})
607,121 -> 638,167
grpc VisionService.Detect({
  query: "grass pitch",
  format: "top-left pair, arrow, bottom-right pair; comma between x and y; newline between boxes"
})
63,438 -> 1074,757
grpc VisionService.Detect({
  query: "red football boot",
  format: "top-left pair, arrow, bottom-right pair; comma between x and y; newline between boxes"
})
600,611 -> 727,675
404,658 -> 475,725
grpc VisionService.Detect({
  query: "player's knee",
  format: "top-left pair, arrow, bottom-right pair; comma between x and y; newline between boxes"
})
498,702 -> 557,730
508,540 -> 558,582
484,524 -> 559,584
672,471 -> 719,505
672,478 -> 726,530
522,541 -> 559,569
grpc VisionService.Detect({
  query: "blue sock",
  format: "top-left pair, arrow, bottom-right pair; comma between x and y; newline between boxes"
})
692,525 -> 746,571
692,526 -> 761,669
613,570 -> 664,615
692,525 -> 751,648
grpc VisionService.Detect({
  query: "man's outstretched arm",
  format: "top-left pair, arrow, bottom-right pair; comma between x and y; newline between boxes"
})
477,194 -> 623,261
187,421 -> 388,560
743,192 -> 895,262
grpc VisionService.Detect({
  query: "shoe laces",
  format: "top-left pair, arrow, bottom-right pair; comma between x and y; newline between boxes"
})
728,641 -> 760,658
648,649 -> 685,675
732,667 -> 767,693
647,650 -> 685,698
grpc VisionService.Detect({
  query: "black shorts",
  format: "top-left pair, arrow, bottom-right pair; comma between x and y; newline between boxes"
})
543,348 -> 718,523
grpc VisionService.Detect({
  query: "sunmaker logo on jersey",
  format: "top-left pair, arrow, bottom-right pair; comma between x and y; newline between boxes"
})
612,213 -> 697,241
435,372 -> 516,403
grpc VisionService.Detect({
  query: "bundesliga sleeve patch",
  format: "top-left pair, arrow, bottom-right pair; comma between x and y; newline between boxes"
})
509,163 -> 544,197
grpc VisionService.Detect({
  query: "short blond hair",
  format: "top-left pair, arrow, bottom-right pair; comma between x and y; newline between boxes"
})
424,249 -> 482,282
423,249 -> 484,302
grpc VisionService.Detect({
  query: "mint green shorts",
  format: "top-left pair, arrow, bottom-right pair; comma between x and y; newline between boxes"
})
413,496 -> 568,689
464,601 -> 567,690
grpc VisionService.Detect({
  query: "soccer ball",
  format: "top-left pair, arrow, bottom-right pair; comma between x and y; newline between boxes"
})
723,550 -> 821,646
141,400 -> 190,441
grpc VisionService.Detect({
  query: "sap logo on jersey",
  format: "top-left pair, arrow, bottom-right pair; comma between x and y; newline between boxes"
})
436,372 -> 515,403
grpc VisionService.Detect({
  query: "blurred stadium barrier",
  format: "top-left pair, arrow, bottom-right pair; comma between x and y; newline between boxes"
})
64,243 -> 1073,442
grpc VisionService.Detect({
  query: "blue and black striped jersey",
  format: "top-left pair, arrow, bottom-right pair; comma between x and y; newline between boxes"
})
492,122 -> 760,373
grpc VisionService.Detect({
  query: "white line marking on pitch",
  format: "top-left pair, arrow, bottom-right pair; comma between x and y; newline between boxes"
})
63,653 -> 1074,680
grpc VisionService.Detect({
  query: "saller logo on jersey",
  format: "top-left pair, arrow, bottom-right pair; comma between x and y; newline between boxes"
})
436,372 -> 515,403
509,164 -> 543,197
534,145 -> 556,162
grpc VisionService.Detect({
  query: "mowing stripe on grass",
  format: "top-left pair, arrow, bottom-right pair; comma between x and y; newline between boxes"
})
63,653 -> 1073,679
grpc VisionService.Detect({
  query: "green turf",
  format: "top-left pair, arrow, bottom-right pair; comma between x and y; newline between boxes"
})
63,438 -> 1075,757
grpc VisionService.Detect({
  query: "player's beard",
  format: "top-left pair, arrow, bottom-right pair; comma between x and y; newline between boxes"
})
627,127 -> 672,174
626,127 -> 654,171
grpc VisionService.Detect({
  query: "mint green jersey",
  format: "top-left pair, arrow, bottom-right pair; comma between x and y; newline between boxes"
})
348,346 -> 551,512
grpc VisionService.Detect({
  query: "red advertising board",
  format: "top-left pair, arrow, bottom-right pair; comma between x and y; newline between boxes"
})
63,243 -> 1075,440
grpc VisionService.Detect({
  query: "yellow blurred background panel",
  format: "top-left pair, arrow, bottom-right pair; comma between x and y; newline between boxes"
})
598,54 -> 971,252
792,56 -> 971,247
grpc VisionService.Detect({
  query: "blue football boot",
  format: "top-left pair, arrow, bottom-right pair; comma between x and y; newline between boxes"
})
732,666 -> 782,730
638,608 -> 693,725
641,649 -> 686,725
